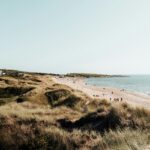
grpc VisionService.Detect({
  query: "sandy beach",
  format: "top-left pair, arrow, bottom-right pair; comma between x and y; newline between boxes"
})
53,76 -> 150,109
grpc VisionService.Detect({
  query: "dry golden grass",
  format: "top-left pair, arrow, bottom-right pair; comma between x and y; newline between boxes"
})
0,100 -> 150,150
0,73 -> 150,149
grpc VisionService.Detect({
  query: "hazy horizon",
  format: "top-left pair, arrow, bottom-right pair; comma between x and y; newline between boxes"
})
1,0 -> 150,74
1,68 -> 150,76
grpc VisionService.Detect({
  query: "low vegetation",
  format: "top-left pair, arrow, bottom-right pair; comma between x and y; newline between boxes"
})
0,71 -> 149,150
65,73 -> 110,78
65,73 -> 127,78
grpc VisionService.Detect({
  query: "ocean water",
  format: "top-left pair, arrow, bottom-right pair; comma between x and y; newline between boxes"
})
86,75 -> 150,95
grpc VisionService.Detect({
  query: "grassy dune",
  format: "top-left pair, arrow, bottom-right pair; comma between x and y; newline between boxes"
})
0,72 -> 150,150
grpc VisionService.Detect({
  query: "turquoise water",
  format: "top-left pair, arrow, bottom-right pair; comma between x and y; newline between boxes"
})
86,75 -> 150,95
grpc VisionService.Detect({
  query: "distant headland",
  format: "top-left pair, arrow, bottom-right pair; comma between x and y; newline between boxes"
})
0,69 -> 128,78
65,73 -> 128,78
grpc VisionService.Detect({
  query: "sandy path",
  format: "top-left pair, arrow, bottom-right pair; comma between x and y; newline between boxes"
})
53,77 -> 150,109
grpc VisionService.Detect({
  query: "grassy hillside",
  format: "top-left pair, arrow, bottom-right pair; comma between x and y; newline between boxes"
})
0,72 -> 149,150
0,69 -> 127,78
65,73 -> 127,78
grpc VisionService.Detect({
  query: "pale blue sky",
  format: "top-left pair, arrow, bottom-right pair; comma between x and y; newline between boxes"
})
0,0 -> 150,74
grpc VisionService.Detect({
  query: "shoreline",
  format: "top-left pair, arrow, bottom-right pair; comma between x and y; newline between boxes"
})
52,76 -> 150,109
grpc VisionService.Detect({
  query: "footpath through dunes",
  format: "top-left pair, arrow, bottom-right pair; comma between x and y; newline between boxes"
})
53,76 -> 150,109
0,72 -> 150,149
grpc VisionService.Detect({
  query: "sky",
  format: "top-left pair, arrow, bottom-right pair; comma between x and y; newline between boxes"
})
0,0 -> 150,74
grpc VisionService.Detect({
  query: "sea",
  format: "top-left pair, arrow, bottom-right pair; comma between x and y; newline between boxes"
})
86,75 -> 150,96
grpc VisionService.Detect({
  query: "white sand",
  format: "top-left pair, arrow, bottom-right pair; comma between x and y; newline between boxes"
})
53,76 -> 150,109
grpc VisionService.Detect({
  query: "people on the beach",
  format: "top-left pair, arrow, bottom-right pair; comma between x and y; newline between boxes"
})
121,97 -> 123,101
113,97 -> 123,102
114,98 -> 119,102
121,89 -> 125,91
93,94 -> 99,98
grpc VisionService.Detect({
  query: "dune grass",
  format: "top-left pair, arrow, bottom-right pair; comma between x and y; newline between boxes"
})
0,74 -> 150,149
0,100 -> 150,150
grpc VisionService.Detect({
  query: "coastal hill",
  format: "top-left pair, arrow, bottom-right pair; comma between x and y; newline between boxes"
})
0,70 -> 150,149
66,73 -> 127,78
0,69 -> 127,78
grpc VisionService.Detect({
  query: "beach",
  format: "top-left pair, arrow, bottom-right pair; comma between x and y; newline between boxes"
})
53,76 -> 150,109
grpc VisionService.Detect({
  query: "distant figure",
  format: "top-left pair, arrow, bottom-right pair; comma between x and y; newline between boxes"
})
112,91 -> 114,94
121,89 -> 125,92
110,98 -> 112,101
120,97 -> 123,101
114,98 -> 119,102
